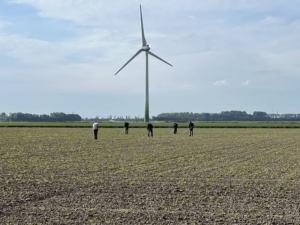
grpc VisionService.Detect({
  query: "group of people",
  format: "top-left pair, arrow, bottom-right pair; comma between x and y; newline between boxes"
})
92,121 -> 195,140
175,121 -> 194,136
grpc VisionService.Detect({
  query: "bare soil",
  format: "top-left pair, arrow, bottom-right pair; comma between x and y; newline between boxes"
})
1,128 -> 300,224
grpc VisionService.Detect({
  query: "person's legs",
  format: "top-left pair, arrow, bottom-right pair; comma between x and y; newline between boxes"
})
151,129 -> 153,137
94,129 -> 98,139
191,128 -> 193,136
147,129 -> 150,137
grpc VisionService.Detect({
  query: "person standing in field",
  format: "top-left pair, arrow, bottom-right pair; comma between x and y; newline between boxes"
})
147,123 -> 153,137
124,121 -> 129,135
188,121 -> 194,136
173,122 -> 178,134
92,121 -> 99,140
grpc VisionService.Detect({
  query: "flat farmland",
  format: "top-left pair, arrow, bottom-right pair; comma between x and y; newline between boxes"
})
1,128 -> 300,224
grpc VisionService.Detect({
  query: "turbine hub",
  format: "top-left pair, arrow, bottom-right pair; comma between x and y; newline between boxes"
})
141,45 -> 150,51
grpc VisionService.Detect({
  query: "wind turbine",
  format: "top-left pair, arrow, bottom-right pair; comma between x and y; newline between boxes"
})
115,5 -> 172,122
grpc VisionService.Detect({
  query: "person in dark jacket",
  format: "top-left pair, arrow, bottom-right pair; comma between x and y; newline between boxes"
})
173,122 -> 178,134
124,122 -> 129,135
147,123 -> 153,137
188,121 -> 194,136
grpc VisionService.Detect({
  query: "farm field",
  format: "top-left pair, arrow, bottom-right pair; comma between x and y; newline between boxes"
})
1,128 -> 300,224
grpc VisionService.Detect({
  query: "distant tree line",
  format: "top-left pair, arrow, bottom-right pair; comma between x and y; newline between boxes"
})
152,111 -> 300,122
82,115 -> 144,122
2,111 -> 300,122
0,112 -> 81,122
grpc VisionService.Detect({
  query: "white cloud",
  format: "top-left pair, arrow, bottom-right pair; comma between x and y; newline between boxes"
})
0,20 -> 13,30
213,79 -> 229,86
9,0 -> 300,26
0,34 -> 56,64
0,22 -> 3,29
0,28 -> 124,65
260,16 -> 279,25
10,0 -> 140,26
242,80 -> 250,86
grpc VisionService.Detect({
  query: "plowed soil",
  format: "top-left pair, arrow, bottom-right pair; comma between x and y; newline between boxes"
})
1,128 -> 300,224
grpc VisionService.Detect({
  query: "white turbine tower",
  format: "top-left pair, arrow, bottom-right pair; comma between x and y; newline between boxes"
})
115,5 -> 172,122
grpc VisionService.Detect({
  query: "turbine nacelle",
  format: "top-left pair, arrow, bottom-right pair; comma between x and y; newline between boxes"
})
141,45 -> 150,51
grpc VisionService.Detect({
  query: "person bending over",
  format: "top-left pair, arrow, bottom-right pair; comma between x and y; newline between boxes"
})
147,123 -> 153,137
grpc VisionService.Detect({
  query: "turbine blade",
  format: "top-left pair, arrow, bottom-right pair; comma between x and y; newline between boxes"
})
140,5 -> 147,46
148,51 -> 173,67
115,49 -> 143,75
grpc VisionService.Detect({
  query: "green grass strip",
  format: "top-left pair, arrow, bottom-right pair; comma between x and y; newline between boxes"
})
0,121 -> 300,128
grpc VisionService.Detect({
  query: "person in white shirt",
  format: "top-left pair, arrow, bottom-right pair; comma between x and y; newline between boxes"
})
92,121 -> 99,140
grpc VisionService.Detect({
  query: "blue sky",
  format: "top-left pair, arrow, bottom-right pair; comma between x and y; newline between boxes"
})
1,0 -> 300,118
